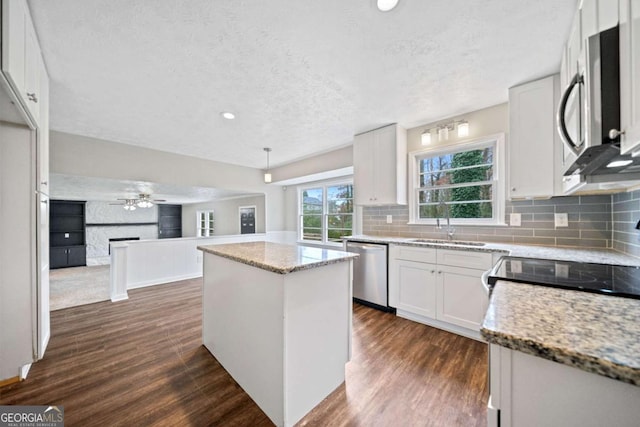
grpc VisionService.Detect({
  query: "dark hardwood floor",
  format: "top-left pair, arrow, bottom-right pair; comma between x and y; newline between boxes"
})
0,278 -> 487,426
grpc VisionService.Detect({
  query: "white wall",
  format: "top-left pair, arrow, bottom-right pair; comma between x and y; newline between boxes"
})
50,131 -> 287,232
270,146 -> 352,183
182,195 -> 266,237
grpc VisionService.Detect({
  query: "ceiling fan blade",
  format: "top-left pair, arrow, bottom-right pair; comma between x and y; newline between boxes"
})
152,199 -> 167,202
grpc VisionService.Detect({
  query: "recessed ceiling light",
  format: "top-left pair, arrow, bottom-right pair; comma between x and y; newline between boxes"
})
221,112 -> 235,120
377,0 -> 399,12
606,159 -> 633,168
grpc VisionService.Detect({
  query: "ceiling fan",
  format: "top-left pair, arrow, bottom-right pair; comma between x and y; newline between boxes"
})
110,193 -> 166,210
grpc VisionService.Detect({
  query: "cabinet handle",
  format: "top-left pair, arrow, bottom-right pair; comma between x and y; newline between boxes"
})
40,199 -> 48,204
511,187 -> 516,191
609,129 -> 625,139
41,181 -> 48,186
27,92 -> 38,103
438,271 -> 442,274
430,270 -> 435,274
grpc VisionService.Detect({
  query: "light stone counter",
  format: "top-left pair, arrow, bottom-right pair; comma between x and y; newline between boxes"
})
198,241 -> 358,274
482,281 -> 640,386
343,235 -> 640,266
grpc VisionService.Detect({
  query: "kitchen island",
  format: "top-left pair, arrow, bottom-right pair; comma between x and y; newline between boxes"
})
197,241 -> 358,427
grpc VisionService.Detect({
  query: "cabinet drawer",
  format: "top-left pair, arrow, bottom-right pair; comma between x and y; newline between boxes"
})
437,249 -> 493,270
390,244 -> 437,263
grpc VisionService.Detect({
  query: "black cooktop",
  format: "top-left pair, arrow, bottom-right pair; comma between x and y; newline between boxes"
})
488,256 -> 640,300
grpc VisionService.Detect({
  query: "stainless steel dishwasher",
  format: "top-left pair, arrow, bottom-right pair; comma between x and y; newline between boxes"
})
345,241 -> 391,312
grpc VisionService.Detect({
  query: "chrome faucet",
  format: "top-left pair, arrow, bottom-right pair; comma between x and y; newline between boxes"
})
436,200 -> 455,240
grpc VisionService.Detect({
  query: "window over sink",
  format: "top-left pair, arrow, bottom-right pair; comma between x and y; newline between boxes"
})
299,181 -> 354,245
409,134 -> 505,225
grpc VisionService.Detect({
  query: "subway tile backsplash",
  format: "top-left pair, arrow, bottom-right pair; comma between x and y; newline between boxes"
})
363,195 -> 631,252
612,190 -> 640,258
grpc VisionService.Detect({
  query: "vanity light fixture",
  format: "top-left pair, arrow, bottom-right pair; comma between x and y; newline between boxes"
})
264,147 -> 272,183
420,119 -> 470,145
221,112 -> 235,120
457,120 -> 469,137
438,124 -> 450,141
377,0 -> 399,12
421,129 -> 432,145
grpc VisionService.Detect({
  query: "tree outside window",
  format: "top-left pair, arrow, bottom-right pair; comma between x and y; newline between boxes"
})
417,143 -> 495,221
300,182 -> 353,244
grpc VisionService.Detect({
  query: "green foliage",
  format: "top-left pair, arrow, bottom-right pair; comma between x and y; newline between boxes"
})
451,150 -> 486,218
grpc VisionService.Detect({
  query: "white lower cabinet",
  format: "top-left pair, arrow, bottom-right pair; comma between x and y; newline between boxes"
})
389,244 -> 492,340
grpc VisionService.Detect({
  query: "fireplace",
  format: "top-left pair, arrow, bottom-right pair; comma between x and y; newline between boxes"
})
109,237 -> 140,254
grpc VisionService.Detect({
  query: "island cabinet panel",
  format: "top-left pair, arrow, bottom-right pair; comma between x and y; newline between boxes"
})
201,251 -> 352,427
491,344 -> 640,427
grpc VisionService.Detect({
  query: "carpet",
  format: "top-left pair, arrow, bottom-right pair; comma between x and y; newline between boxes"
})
49,265 -> 111,311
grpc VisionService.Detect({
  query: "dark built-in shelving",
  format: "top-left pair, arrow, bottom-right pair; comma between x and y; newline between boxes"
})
158,205 -> 182,239
50,200 -> 86,269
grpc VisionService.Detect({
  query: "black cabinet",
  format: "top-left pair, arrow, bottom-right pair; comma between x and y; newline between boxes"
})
158,204 -> 182,239
51,246 -> 87,269
50,200 -> 86,269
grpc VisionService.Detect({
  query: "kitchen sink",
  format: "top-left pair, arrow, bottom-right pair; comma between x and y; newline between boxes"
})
408,239 -> 486,247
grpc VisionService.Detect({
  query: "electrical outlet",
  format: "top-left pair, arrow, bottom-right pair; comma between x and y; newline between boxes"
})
386,215 -> 392,224
510,213 -> 521,227
555,213 -> 568,227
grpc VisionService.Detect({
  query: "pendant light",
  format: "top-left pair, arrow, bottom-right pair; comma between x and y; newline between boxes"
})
264,147 -> 272,183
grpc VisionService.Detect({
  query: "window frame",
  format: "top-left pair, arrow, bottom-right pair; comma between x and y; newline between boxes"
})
297,179 -> 355,247
196,210 -> 215,237
408,133 -> 506,226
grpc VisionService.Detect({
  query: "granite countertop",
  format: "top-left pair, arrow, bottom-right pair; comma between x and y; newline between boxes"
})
197,241 -> 358,274
482,281 -> 640,386
343,235 -> 640,266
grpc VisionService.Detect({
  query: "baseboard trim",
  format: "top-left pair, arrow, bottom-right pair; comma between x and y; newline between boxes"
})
127,273 -> 202,290
20,364 -> 31,380
38,330 -> 51,359
396,309 -> 483,342
111,293 -> 129,302
0,376 -> 20,388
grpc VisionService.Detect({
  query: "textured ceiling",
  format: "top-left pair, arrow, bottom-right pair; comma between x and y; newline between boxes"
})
28,0 -> 576,169
50,174 -> 260,204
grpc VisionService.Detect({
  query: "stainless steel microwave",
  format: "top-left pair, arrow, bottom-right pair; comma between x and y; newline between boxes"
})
557,25 -> 621,175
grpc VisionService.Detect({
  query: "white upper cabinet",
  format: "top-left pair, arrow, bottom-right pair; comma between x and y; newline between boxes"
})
619,0 -> 640,155
353,124 -> 407,206
1,0 -> 45,128
508,74 -> 559,199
